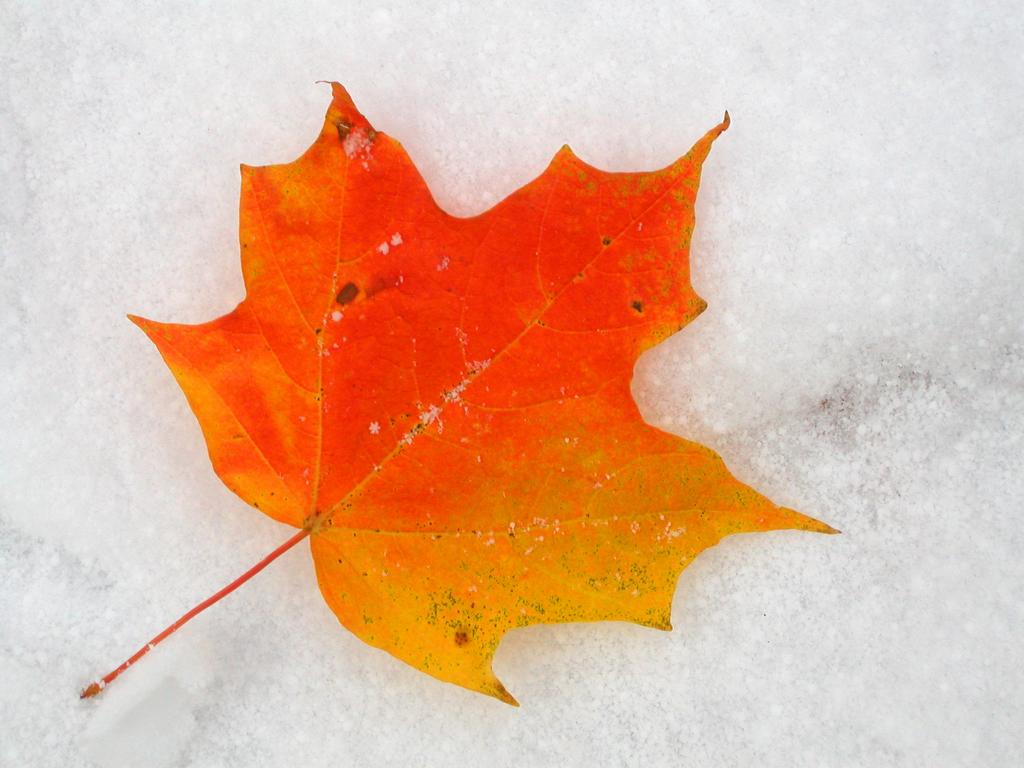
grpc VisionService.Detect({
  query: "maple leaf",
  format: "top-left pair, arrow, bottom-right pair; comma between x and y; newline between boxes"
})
83,83 -> 835,705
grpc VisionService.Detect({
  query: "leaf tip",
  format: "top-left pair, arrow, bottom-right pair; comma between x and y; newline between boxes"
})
637,612 -> 673,631
318,80 -> 369,132
327,81 -> 355,108
553,143 -> 579,166
694,295 -> 709,318
706,110 -> 730,143
127,314 -> 162,338
496,686 -> 520,708
483,675 -> 519,707
778,507 -> 840,535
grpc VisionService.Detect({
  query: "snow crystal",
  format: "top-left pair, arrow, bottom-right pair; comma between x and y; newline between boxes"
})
368,421 -> 380,435
342,126 -> 372,159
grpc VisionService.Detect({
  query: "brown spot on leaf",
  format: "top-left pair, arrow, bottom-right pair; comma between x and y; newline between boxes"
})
336,282 -> 359,305
454,630 -> 469,646
602,236 -> 612,246
631,300 -> 644,313
364,274 -> 401,298
335,119 -> 353,141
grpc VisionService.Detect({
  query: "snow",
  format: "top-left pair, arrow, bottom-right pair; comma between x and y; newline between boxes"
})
341,126 -> 372,160
2,1 -> 1022,767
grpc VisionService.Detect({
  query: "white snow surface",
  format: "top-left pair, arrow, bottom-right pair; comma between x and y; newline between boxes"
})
2,1 -> 1022,766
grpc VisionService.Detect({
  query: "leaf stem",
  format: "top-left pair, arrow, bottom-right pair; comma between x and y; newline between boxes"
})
80,527 -> 311,699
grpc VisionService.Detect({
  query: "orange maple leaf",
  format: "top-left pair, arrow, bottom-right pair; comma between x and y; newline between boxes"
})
83,83 -> 835,705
